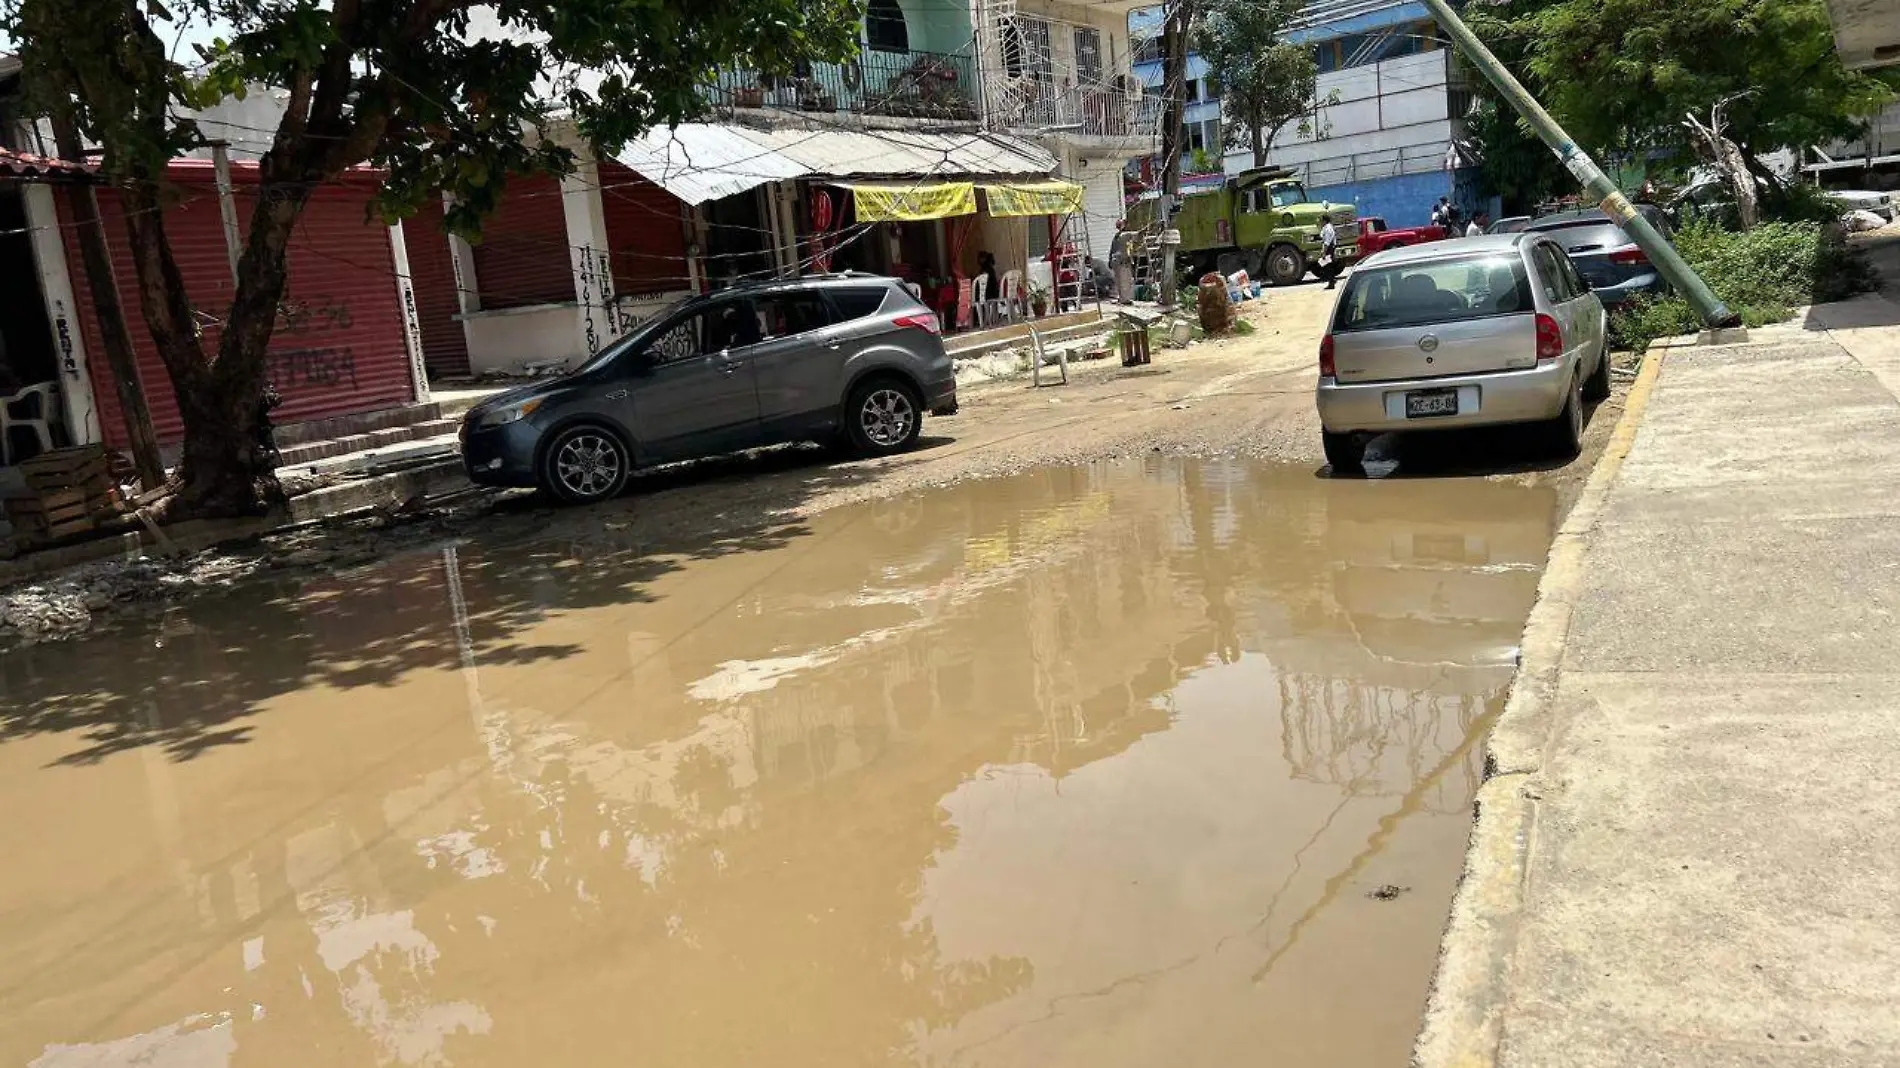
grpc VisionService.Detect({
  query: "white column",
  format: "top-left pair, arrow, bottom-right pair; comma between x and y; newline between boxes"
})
444,194 -> 481,359
758,184 -> 784,279
683,204 -> 707,294
386,219 -> 430,403
775,182 -> 802,277
561,159 -> 619,358
23,182 -> 102,444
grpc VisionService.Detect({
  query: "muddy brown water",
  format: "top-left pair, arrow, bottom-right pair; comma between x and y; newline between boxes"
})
0,458 -> 1556,1068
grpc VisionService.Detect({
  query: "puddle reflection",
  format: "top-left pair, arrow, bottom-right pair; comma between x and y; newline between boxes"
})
0,458 -> 1555,1067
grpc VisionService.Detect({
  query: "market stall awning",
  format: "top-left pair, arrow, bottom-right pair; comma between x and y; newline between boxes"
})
980,180 -> 1086,217
834,180 -> 977,222
613,124 -> 808,206
615,123 -> 1057,206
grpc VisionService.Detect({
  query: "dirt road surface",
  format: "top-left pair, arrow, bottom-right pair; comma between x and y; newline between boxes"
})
522,280 -> 1626,542
0,279 -> 1625,645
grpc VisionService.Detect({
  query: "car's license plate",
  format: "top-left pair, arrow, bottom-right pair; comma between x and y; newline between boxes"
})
1405,389 -> 1459,418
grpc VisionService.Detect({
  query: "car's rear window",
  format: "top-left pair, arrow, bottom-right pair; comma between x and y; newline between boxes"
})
829,286 -> 890,321
1333,255 -> 1534,333
1529,221 -> 1631,252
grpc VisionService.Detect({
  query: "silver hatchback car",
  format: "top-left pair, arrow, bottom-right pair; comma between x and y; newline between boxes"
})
1315,234 -> 1610,474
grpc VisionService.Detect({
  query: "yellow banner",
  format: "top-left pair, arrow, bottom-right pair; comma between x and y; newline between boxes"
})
981,181 -> 1086,218
849,181 -> 977,222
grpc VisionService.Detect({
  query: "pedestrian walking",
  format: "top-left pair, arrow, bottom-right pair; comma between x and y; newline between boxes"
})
1320,215 -> 1339,291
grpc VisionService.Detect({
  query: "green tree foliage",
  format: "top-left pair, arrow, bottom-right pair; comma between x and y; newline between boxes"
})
1459,1 -> 1567,213
1194,0 -> 1317,167
3,0 -> 859,515
1464,96 -> 1566,214
1612,218 -> 1878,351
1473,0 -> 1896,164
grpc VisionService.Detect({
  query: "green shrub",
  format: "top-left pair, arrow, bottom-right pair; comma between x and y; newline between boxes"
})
1765,182 -> 1851,226
1610,218 -> 1876,352
1612,294 -> 1791,354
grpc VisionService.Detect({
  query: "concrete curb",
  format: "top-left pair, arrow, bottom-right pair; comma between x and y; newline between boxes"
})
1411,352 -> 1669,1068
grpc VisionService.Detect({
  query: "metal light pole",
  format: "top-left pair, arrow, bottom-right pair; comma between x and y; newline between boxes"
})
1419,0 -> 1738,327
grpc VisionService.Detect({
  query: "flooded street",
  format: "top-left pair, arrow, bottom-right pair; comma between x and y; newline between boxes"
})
1,457 -> 1557,1067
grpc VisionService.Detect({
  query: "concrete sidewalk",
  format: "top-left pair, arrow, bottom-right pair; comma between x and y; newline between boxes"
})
1418,297 -> 1900,1067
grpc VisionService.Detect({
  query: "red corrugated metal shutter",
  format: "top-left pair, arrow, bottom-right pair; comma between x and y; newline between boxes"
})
598,162 -> 690,297
470,174 -> 572,309
262,179 -> 418,424
64,162 -> 418,448
403,199 -> 469,379
59,176 -> 222,445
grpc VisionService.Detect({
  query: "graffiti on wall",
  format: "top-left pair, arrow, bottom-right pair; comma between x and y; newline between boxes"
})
53,299 -> 78,377
278,297 -> 354,335
267,346 -> 358,389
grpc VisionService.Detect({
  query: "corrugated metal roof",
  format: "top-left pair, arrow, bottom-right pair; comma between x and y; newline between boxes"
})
0,146 -> 95,180
615,125 -> 808,206
615,124 -> 1058,206
739,127 -> 1056,180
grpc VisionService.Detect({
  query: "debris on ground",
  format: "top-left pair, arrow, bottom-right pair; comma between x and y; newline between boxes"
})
0,492 -> 498,647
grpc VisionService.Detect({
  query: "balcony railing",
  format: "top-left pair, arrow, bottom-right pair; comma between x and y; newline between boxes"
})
707,50 -> 980,123
989,75 -> 1158,139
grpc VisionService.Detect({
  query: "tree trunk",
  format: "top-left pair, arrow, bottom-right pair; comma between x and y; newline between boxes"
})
1685,106 -> 1759,231
196,179 -> 314,514
1719,137 -> 1759,230
115,174 -> 272,516
48,114 -> 166,490
1251,122 -> 1266,168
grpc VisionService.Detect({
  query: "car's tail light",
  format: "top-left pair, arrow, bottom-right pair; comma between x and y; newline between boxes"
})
1608,245 -> 1648,266
1319,334 -> 1337,378
1535,313 -> 1564,363
893,312 -> 940,335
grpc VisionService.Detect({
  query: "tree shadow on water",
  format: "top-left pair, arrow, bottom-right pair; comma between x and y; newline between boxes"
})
0,448 -> 888,766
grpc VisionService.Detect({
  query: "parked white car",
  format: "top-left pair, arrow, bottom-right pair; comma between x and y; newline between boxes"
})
1315,234 -> 1611,474
1827,189 -> 1895,222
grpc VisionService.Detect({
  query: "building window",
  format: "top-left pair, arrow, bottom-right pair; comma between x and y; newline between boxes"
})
1185,78 -> 1200,103
1075,27 -> 1103,83
1001,16 -> 1050,78
866,0 -> 909,53
1133,33 -> 1162,65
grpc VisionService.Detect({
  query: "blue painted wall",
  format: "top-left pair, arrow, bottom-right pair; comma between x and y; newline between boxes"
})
1307,168 -> 1497,230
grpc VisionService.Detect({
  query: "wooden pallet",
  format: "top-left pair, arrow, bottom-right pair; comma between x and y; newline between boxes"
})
19,445 -> 111,494
4,445 -> 127,550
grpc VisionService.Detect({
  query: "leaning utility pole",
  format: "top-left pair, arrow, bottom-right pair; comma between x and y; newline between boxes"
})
49,110 -> 167,489
1418,0 -> 1738,327
1156,0 -> 1194,306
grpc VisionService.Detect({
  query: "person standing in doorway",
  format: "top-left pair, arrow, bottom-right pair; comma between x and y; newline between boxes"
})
1320,214 -> 1339,291
1431,197 -> 1450,228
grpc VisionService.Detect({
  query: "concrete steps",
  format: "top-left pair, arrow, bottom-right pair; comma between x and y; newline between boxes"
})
271,387 -> 501,468
275,418 -> 460,467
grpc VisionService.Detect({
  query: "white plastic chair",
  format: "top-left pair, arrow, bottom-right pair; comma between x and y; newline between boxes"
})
1000,270 -> 1023,322
972,274 -> 995,327
1,382 -> 60,465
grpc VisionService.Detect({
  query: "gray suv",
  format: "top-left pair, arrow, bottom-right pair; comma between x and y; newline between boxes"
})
461,275 -> 958,503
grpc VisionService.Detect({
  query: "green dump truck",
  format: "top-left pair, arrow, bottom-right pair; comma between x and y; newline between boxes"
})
1130,166 -> 1358,287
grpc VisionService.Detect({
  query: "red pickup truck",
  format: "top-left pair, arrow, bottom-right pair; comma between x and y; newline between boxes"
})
1355,217 -> 1449,257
